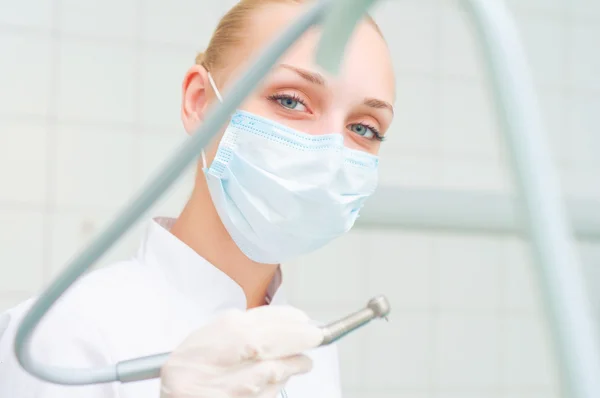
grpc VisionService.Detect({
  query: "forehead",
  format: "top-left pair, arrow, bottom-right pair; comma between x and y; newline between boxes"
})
233,3 -> 396,103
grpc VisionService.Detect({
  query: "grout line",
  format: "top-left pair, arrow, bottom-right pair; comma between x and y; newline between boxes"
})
497,237 -> 508,397
429,1 -> 443,395
132,0 -> 145,190
0,114 -> 186,135
505,4 -> 572,21
41,0 -> 62,284
0,291 -> 35,298
356,229 -> 374,392
562,0 -> 576,168
0,22 -> 201,51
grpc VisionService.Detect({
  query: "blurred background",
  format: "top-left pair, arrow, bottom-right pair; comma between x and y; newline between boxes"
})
1,0 -> 599,397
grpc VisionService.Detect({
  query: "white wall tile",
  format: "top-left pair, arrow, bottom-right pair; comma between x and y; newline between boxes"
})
0,121 -> 47,205
434,393 -> 502,398
537,90 -> 570,168
140,0 -> 224,46
137,132 -> 195,217
0,293 -> 31,312
366,231 -> 433,310
502,315 -> 559,389
559,167 -> 600,200
440,5 -> 485,79
56,39 -> 136,124
569,23 -> 600,92
566,94 -> 600,172
434,314 -> 501,388
54,124 -> 136,208
0,32 -> 52,116
59,0 -> 138,40
0,0 -> 53,29
570,0 -> 600,21
372,1 -> 438,74
440,156 -> 510,193
364,314 -> 431,388
338,336 -> 366,390
578,242 -> 600,314
501,392 -> 561,398
439,80 -> 501,158
0,209 -> 45,293
291,230 -> 369,307
47,209 -> 144,280
388,76 -> 438,155
512,13 -> 567,89
0,1 -> 595,395
357,392 -> 429,398
501,238 -> 542,313
434,235 -> 502,311
506,0 -> 566,14
139,47 -> 194,130
379,154 -> 440,188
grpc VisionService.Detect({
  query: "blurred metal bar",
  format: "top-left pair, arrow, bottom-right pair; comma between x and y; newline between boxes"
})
316,1 -> 600,396
464,1 -> 600,397
357,187 -> 600,240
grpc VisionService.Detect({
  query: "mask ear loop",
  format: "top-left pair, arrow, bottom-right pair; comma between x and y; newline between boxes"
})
202,72 -> 224,170
207,72 -> 224,102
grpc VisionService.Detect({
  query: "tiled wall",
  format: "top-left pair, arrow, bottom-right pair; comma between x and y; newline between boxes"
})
1,1 -> 599,397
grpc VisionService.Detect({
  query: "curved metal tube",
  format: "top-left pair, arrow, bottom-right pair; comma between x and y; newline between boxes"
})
463,2 -> 600,397
314,0 -> 377,74
12,0 -> 330,385
12,0 -> 600,393
316,0 -> 600,397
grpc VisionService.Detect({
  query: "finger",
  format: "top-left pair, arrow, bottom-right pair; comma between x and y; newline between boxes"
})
226,354 -> 313,397
243,321 -> 323,360
252,382 -> 288,398
169,307 -> 322,367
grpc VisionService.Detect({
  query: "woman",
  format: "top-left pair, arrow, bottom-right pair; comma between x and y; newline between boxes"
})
0,0 -> 395,397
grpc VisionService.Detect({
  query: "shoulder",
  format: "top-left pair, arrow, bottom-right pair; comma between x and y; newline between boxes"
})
0,266 -> 135,397
0,258 -> 165,396
0,258 -> 164,362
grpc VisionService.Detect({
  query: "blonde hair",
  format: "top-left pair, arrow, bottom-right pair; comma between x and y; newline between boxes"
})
196,0 -> 382,72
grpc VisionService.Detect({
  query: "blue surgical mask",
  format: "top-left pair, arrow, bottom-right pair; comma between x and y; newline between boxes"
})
203,73 -> 379,264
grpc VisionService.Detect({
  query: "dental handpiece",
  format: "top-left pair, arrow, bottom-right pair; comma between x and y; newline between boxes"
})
114,295 -> 391,383
319,295 -> 390,345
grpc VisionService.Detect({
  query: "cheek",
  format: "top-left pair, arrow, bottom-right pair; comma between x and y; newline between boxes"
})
238,96 -> 270,117
343,133 -> 381,155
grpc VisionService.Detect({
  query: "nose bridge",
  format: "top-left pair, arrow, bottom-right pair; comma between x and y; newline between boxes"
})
307,108 -> 346,136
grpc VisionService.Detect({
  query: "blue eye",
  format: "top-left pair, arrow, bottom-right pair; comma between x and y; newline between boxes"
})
279,97 -> 298,109
269,94 -> 307,111
349,123 -> 377,139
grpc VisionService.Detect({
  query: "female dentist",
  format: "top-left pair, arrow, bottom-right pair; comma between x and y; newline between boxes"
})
0,0 -> 396,397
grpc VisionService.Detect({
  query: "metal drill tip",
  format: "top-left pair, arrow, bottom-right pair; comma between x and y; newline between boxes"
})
367,295 -> 391,318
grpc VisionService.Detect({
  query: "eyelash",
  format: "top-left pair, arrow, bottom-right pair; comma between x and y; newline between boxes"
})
267,93 -> 307,108
358,123 -> 385,142
266,93 -> 385,142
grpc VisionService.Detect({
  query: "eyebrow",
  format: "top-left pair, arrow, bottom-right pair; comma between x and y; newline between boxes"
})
279,64 -> 326,86
364,97 -> 394,115
278,63 -> 394,114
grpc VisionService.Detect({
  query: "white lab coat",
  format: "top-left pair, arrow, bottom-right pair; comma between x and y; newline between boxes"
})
0,217 -> 341,398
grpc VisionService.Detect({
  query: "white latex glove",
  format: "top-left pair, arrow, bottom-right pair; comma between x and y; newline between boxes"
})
160,305 -> 324,398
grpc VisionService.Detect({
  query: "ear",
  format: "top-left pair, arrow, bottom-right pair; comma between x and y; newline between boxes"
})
181,65 -> 214,135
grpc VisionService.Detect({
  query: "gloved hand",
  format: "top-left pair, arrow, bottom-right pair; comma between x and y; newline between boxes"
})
160,305 -> 324,398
